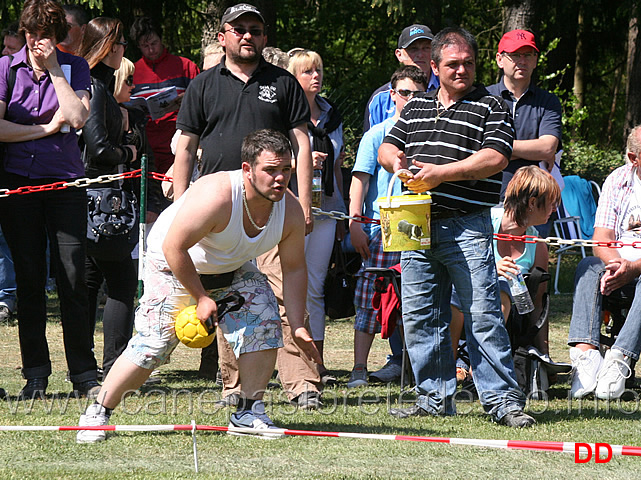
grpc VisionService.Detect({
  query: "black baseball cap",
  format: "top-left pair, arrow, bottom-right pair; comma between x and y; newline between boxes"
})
220,3 -> 265,28
398,24 -> 433,49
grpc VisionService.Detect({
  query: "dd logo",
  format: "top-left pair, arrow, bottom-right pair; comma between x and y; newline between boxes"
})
574,443 -> 613,463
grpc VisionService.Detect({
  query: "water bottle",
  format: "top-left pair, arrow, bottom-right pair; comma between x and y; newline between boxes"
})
507,270 -> 534,315
312,169 -> 322,208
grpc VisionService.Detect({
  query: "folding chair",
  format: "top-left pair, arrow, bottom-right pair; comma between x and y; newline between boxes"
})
552,176 -> 601,294
365,265 -> 413,392
601,281 -> 638,388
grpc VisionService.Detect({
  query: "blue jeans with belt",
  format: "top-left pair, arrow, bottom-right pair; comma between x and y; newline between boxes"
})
400,209 -> 525,420
567,256 -> 641,360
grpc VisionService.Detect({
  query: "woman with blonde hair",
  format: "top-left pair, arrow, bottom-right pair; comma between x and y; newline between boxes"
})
288,50 -> 345,381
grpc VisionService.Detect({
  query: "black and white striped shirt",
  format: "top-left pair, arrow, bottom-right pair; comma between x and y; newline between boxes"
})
383,85 -> 514,216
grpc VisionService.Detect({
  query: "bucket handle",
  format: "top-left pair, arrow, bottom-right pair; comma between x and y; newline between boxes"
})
384,169 -> 429,208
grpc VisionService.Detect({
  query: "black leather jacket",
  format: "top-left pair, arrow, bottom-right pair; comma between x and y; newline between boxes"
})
81,62 -> 133,179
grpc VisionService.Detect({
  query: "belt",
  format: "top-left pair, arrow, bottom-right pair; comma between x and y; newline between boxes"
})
199,271 -> 234,290
430,209 -> 461,221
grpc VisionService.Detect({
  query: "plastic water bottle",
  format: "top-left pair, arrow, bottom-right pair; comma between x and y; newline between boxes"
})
312,169 -> 322,208
507,270 -> 534,315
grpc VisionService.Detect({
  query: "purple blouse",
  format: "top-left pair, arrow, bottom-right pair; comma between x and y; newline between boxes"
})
0,46 -> 91,179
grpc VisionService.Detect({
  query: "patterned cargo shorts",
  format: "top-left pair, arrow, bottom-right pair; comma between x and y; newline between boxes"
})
123,259 -> 283,370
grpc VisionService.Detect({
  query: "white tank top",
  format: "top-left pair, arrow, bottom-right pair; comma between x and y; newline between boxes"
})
147,170 -> 286,274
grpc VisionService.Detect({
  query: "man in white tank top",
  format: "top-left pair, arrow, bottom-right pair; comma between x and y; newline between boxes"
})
77,130 -> 321,442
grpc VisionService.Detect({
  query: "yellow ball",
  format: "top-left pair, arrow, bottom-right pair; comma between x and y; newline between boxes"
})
174,305 -> 214,348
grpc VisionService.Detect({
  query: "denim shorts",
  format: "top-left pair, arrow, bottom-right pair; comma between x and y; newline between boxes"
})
123,259 -> 283,370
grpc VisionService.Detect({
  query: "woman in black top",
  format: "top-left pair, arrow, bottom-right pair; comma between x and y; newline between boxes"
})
78,17 -> 137,378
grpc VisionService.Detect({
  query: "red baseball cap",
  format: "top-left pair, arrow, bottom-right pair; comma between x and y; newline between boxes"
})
498,29 -> 539,53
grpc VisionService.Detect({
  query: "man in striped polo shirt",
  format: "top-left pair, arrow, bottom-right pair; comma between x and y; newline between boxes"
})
379,27 -> 534,427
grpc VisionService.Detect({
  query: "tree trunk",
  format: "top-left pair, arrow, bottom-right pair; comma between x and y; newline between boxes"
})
202,0 -> 277,51
606,63 -> 623,144
502,0 -> 537,32
573,6 -> 585,108
625,5 -> 641,142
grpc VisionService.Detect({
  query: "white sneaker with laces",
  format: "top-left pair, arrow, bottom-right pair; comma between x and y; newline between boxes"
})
569,347 -> 602,398
595,349 -> 632,400
369,362 -> 402,383
228,400 -> 285,439
77,403 -> 110,443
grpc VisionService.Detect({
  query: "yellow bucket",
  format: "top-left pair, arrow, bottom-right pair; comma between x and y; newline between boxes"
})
377,171 -> 431,252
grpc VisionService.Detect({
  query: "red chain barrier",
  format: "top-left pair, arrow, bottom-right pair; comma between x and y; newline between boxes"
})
2,173 -> 640,250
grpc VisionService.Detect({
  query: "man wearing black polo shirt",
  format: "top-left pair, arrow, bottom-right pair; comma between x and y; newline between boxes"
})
379,27 -> 534,428
173,3 -> 321,409
487,29 -> 562,237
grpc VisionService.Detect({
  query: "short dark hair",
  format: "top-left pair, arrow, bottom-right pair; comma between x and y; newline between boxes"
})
390,65 -> 427,89
19,0 -> 69,44
431,27 -> 478,66
62,4 -> 89,26
130,16 -> 162,46
1,21 -> 24,40
241,129 -> 292,167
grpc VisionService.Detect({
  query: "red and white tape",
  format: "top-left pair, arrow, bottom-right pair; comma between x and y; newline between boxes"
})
1,423 -> 640,457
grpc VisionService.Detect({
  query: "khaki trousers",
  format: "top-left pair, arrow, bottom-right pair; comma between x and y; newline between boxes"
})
219,245 -> 322,400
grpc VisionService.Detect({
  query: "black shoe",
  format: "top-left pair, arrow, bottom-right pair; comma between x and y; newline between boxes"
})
73,380 -> 101,399
389,404 -> 431,418
292,391 -> 322,410
215,392 -> 240,408
0,387 -> 6,400
498,410 -> 536,428
19,378 -> 48,400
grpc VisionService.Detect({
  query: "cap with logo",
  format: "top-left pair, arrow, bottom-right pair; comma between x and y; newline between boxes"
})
220,3 -> 265,28
397,24 -> 433,49
498,29 -> 539,53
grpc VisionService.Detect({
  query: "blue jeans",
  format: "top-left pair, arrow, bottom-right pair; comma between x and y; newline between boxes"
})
401,210 -> 524,419
568,256 -> 641,360
0,225 -> 16,312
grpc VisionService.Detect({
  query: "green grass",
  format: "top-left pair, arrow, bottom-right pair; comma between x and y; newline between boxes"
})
1,259 -> 640,479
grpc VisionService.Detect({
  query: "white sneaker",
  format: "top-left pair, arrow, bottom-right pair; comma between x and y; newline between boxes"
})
77,403 -> 110,443
369,362 -> 402,383
595,349 -> 632,400
228,401 -> 285,439
569,347 -> 602,398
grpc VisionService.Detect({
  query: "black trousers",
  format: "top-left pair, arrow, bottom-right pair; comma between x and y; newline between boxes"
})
86,254 -> 137,377
0,176 -> 97,382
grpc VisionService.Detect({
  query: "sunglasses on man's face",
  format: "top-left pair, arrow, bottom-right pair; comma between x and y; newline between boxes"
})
125,75 -> 134,87
224,26 -> 265,37
394,89 -> 422,98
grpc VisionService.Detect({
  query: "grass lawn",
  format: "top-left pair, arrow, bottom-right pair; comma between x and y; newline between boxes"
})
0,253 -> 639,479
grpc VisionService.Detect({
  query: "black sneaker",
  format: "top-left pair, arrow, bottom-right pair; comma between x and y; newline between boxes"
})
498,410 -> 536,428
292,391 -> 322,410
215,392 -> 241,408
389,404 -> 432,418
19,378 -> 48,400
73,380 -> 101,399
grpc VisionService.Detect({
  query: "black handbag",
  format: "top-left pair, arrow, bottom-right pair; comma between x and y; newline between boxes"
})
324,240 -> 356,320
86,186 -> 139,261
